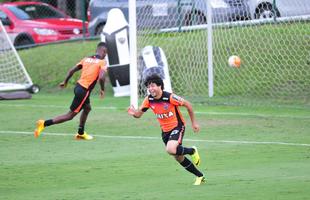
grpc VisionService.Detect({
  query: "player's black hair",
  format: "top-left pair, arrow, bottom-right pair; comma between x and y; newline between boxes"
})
97,42 -> 107,49
144,74 -> 164,90
96,42 -> 108,58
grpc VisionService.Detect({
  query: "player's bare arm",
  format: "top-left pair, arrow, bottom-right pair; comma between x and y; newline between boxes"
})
183,100 -> 200,132
127,105 -> 144,118
98,69 -> 106,98
59,65 -> 82,88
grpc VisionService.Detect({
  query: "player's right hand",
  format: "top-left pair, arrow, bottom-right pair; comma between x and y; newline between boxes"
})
59,82 -> 67,88
127,105 -> 136,116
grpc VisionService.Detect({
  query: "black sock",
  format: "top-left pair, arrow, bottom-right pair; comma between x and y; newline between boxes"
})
44,119 -> 53,127
180,157 -> 203,177
78,126 -> 84,135
176,145 -> 195,155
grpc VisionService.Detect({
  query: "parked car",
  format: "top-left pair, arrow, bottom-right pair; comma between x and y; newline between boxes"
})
88,0 -> 251,36
0,1 -> 88,47
249,0 -> 310,19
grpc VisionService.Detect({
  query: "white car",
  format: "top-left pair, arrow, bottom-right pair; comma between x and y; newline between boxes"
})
249,0 -> 310,19
88,0 -> 251,36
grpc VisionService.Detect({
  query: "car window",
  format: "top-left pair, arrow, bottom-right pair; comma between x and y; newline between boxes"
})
7,6 -> 30,20
0,10 -> 8,19
7,4 -> 66,20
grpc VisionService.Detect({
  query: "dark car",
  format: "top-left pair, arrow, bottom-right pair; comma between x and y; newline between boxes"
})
88,0 -> 251,36
0,1 -> 88,47
249,0 -> 310,19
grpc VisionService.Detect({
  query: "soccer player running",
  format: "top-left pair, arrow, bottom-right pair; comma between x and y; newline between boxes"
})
128,74 -> 205,185
34,42 -> 108,140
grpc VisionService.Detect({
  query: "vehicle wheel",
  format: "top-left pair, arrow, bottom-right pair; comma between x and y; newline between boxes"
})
184,11 -> 206,26
255,3 -> 280,19
95,23 -> 105,35
27,84 -> 40,94
14,36 -> 34,47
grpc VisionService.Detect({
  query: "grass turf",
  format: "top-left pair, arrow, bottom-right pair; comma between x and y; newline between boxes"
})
0,93 -> 309,200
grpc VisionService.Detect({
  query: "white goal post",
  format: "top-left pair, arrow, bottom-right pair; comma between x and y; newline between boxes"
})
0,21 -> 38,93
129,0 -> 138,108
129,0 -> 310,106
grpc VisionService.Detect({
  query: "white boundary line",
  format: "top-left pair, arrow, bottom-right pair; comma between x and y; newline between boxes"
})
197,111 -> 310,119
0,103 -> 117,110
1,130 -> 309,147
1,103 -> 310,119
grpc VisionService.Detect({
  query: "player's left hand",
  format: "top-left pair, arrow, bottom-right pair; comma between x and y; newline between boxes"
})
99,90 -> 105,99
192,121 -> 200,133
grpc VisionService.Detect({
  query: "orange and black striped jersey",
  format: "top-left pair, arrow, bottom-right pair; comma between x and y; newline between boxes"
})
77,55 -> 107,89
141,91 -> 186,132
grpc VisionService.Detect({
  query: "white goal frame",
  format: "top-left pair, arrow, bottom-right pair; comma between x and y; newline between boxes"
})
0,21 -> 34,92
129,0 -> 138,108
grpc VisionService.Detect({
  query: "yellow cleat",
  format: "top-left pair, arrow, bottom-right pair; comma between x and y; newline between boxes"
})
75,132 -> 93,140
191,146 -> 201,166
193,176 -> 206,186
34,119 -> 45,138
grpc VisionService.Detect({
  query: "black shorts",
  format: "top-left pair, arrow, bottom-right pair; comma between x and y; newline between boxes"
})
70,83 -> 90,113
162,125 -> 185,146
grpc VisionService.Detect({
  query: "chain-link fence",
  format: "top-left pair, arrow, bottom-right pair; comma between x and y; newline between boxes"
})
135,0 -> 310,106
1,0 -> 310,107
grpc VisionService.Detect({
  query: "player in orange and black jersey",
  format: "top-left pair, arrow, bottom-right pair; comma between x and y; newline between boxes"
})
128,74 -> 205,185
34,42 -> 108,140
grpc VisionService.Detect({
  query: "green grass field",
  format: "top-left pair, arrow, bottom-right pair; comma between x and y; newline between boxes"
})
2,20 -> 309,199
1,92 -> 310,200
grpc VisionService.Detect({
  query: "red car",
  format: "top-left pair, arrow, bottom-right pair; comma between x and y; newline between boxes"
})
0,1 -> 88,47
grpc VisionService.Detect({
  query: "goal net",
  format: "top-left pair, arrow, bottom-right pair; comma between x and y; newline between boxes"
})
0,21 -> 37,93
133,0 -> 310,106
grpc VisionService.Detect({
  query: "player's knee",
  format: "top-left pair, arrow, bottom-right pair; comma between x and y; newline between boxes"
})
67,112 -> 76,120
165,146 -> 176,155
166,141 -> 178,155
84,105 -> 91,113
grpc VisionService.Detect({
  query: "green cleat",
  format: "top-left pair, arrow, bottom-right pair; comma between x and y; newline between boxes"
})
193,176 -> 206,185
75,132 -> 93,140
34,119 -> 45,138
191,146 -> 201,166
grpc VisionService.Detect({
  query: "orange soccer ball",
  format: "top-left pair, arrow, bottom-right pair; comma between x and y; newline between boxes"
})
228,55 -> 241,68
